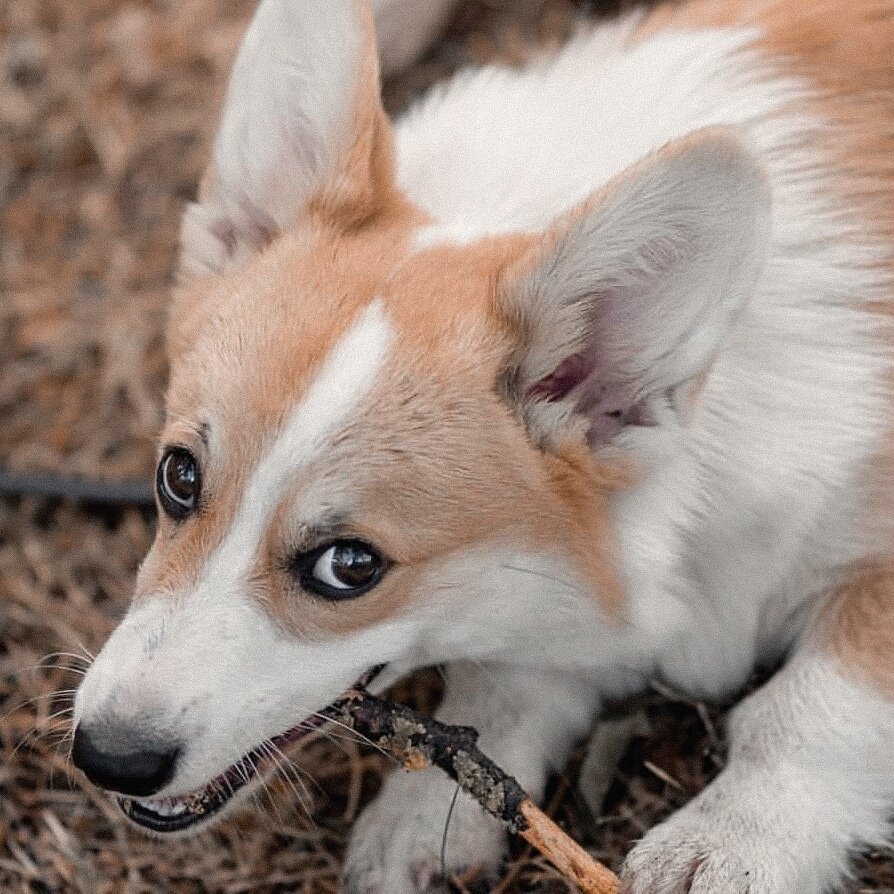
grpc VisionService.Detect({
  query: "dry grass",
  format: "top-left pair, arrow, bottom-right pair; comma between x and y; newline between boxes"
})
1,0 -> 892,891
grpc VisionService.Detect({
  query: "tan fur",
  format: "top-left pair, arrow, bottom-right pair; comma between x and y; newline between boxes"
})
639,0 -> 894,254
823,565 -> 894,696
148,210 -> 417,603
152,0 -> 894,666
147,186 -> 635,630
309,0 -> 399,228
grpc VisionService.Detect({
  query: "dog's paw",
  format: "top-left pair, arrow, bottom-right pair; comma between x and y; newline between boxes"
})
622,821 -> 751,894
341,768 -> 507,894
621,798 -> 788,894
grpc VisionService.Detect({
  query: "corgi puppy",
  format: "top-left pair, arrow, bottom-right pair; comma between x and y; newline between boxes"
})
72,0 -> 894,891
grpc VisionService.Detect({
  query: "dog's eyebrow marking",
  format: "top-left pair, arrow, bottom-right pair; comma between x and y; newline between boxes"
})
199,299 -> 394,588
291,515 -> 353,554
163,420 -> 210,451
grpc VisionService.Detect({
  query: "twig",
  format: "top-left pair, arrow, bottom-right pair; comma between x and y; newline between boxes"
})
0,471 -> 155,507
325,683 -> 621,894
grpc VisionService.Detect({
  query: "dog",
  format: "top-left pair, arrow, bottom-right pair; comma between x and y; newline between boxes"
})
71,0 -> 894,891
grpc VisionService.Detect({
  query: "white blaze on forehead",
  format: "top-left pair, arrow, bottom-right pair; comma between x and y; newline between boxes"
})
206,299 -> 393,584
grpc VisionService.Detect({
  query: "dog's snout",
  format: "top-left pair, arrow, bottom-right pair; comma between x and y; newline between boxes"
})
71,723 -> 180,798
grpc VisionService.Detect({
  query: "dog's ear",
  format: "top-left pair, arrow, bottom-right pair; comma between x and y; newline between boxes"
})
180,0 -> 393,278
500,129 -> 770,457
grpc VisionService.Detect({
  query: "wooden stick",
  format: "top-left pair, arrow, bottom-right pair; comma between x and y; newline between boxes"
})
325,685 -> 620,894
518,800 -> 620,894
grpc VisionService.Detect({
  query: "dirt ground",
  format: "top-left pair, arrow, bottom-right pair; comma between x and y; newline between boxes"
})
1,0 -> 893,892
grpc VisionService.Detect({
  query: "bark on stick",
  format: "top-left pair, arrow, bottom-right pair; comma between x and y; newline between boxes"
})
324,685 -> 620,894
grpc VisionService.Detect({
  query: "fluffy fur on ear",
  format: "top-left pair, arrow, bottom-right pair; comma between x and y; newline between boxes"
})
501,129 -> 771,451
180,0 -> 393,278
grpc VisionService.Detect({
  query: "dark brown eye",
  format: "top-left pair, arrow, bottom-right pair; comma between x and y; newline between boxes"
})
156,448 -> 201,519
292,540 -> 387,601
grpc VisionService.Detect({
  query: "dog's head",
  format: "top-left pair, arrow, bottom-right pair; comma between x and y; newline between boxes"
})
73,0 -> 769,833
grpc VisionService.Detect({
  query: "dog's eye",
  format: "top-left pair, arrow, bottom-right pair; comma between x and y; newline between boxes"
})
156,448 -> 201,519
293,540 -> 387,601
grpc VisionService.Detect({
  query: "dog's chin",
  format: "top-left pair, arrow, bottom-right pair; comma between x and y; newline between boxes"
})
117,715 -> 327,836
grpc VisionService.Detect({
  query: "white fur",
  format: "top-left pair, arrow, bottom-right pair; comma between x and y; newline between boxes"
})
345,13 -> 893,893
180,0 -> 363,275
345,662 -> 601,893
394,14 -> 891,698
623,651 -> 894,893
75,301 -> 399,794
205,299 -> 392,584
76,4 -> 894,892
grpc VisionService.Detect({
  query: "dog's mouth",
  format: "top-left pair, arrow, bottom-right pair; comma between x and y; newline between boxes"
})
116,716 -> 325,834
117,667 -> 383,834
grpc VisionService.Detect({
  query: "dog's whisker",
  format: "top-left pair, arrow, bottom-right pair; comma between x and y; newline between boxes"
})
21,661 -> 88,678
258,742 -> 308,817
248,748 -> 291,827
15,718 -> 74,756
499,562 -> 577,591
76,643 -> 96,663
39,650 -> 92,666
2,689 -> 77,722
310,712 -> 396,762
262,740 -> 316,819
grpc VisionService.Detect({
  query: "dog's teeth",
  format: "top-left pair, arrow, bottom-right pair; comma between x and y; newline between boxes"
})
139,798 -> 190,817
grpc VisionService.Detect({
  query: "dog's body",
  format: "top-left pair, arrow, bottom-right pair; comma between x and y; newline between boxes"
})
72,0 -> 894,891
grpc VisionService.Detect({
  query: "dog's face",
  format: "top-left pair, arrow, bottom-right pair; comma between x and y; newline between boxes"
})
73,211 -> 628,833
72,0 -> 769,834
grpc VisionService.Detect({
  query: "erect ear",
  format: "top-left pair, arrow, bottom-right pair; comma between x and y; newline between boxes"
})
500,129 -> 771,455
180,0 -> 394,278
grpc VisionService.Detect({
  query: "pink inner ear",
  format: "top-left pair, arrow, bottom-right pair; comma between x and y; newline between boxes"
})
528,354 -> 592,402
528,352 -> 655,446
209,205 -> 278,261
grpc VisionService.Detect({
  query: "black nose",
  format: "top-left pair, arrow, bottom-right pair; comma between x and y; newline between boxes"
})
71,724 -> 180,797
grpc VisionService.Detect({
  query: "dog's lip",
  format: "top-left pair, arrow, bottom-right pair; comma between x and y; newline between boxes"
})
118,720 -> 324,832
117,715 -> 326,833
116,666 -> 385,835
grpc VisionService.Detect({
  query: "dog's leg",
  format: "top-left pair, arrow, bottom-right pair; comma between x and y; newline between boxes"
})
622,600 -> 894,894
372,0 -> 459,74
342,661 -> 599,894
